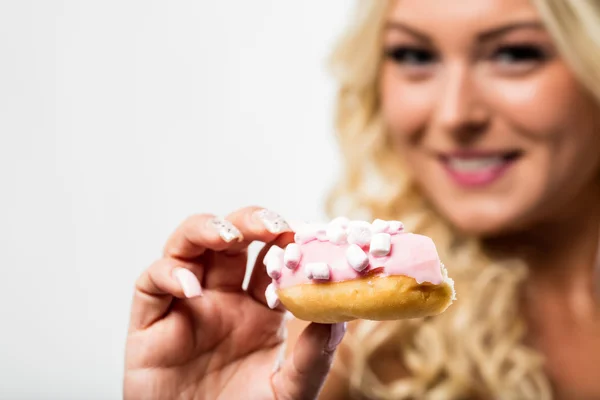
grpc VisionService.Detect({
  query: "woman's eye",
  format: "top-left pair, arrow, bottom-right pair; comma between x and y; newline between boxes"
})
492,45 -> 547,64
384,46 -> 436,65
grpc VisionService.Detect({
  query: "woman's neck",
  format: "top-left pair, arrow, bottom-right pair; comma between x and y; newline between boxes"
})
483,184 -> 600,317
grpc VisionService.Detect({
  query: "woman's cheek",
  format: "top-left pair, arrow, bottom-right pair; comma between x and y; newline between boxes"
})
380,69 -> 434,140
481,64 -> 589,138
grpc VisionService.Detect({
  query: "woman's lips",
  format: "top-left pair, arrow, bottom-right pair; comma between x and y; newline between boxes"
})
439,151 -> 522,187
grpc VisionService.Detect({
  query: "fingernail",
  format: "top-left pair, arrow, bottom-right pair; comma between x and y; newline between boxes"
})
173,268 -> 203,298
325,322 -> 347,352
210,217 -> 243,242
254,209 -> 291,234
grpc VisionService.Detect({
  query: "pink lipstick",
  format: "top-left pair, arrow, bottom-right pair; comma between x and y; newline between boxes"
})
439,150 -> 522,187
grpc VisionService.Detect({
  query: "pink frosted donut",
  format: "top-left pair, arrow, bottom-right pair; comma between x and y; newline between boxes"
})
263,218 -> 455,323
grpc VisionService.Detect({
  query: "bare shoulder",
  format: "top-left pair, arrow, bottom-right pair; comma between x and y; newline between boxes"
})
285,318 -> 354,399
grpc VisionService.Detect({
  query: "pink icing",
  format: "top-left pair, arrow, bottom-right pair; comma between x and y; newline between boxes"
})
273,232 -> 444,289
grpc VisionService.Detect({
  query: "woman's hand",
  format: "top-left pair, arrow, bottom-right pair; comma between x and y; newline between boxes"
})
124,207 -> 346,400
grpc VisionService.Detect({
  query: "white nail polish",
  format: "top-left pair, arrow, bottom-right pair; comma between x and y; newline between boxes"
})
211,217 -> 243,242
255,209 -> 291,234
173,268 -> 203,298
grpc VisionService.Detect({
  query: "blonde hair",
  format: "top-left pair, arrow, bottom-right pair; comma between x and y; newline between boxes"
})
326,1 -> 600,399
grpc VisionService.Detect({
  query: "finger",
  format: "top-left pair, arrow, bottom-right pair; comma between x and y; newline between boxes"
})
224,206 -> 293,253
271,322 -> 347,399
163,213 -> 244,260
202,206 -> 294,290
129,258 -> 204,331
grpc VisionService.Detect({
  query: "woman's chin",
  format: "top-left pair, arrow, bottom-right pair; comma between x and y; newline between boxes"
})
445,211 -> 519,238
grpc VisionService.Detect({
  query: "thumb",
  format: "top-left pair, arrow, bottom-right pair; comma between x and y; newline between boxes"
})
271,322 -> 347,400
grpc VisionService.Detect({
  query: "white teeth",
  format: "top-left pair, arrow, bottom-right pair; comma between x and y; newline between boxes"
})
447,157 -> 503,171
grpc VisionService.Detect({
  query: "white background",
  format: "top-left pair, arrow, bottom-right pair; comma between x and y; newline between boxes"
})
0,1 -> 353,398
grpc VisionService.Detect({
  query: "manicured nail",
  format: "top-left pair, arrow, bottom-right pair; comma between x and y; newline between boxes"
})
173,268 -> 203,298
210,217 -> 243,242
254,209 -> 291,234
325,322 -> 347,352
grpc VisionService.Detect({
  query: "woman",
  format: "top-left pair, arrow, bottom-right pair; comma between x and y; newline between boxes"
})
123,0 -> 600,399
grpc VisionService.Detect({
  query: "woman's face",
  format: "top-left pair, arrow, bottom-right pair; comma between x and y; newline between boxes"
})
380,0 -> 600,236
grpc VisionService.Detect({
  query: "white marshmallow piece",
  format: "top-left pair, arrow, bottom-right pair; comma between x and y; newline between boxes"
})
264,245 -> 284,279
265,283 -> 280,309
388,220 -> 404,234
283,243 -> 302,269
314,224 -> 328,241
294,227 -> 317,244
345,244 -> 369,272
326,224 -> 348,244
370,233 -> 391,257
371,219 -> 390,234
304,262 -> 330,280
329,216 -> 350,228
347,221 -> 372,247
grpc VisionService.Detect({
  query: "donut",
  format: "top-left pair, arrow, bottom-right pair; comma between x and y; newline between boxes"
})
262,218 -> 455,323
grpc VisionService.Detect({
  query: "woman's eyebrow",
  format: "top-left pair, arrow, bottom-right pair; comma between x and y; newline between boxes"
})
477,21 -> 545,42
384,20 -> 545,44
384,21 -> 432,44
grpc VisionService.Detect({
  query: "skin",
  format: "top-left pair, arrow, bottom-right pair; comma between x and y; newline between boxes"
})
124,0 -> 600,399
124,207 -> 346,400
378,0 -> 600,398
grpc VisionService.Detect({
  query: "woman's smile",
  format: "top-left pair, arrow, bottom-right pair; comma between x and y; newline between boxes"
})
437,149 -> 523,187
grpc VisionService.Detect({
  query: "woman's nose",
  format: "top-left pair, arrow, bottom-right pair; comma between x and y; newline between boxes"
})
433,64 -> 490,141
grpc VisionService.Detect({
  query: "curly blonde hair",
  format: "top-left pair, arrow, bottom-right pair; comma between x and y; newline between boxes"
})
325,1 -> 600,399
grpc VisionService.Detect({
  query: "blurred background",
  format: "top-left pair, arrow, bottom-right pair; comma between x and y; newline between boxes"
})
0,1 -> 353,398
